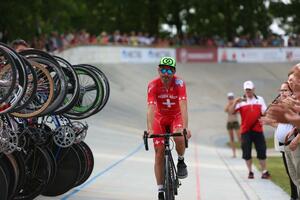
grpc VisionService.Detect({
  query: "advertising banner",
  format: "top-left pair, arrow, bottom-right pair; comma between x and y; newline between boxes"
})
120,47 -> 175,63
283,48 -> 300,62
176,48 -> 217,63
218,48 -> 300,63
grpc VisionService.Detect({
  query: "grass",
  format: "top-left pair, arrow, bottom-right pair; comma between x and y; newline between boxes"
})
253,156 -> 290,194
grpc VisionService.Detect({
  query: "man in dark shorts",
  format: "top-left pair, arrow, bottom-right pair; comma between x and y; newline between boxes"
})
229,81 -> 271,179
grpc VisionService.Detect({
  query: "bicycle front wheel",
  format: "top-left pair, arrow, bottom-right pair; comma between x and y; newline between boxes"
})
164,155 -> 175,200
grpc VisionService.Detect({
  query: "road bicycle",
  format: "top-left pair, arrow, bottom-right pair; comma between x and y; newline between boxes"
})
143,127 -> 188,200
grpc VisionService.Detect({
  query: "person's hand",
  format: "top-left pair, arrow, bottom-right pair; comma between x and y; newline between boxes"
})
285,109 -> 300,128
260,116 -> 277,126
281,96 -> 298,110
266,103 -> 290,123
289,136 -> 299,151
235,97 -> 243,103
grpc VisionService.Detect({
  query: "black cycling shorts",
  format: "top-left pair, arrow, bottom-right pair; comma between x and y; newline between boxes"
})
241,131 -> 267,160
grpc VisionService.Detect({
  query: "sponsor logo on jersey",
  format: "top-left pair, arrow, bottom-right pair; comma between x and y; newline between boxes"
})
175,79 -> 184,87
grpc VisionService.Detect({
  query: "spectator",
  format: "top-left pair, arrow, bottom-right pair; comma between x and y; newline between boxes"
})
99,31 -> 110,45
262,81 -> 298,200
129,31 -> 138,46
113,30 -> 122,44
224,92 -> 241,158
11,39 -> 29,52
252,32 -> 263,47
266,64 -> 300,197
229,80 -> 270,179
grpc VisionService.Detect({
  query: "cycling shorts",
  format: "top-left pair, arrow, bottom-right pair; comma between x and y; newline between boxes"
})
152,113 -> 183,147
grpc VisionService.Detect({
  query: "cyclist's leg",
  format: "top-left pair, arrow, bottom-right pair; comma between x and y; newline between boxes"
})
172,114 -> 188,179
172,114 -> 185,156
153,116 -> 165,187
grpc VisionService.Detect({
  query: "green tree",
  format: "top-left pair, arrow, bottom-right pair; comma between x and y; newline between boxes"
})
269,0 -> 300,34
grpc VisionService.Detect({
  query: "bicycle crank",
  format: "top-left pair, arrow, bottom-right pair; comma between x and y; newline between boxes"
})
53,125 -> 76,148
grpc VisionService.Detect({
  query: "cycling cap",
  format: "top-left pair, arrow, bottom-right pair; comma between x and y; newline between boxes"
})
159,57 -> 176,68
227,92 -> 234,97
243,80 -> 254,90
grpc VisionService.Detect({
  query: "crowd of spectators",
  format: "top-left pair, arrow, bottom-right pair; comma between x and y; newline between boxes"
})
2,29 -> 300,52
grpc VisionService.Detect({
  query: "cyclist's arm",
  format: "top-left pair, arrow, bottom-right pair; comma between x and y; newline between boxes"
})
147,104 -> 155,133
147,81 -> 156,133
179,100 -> 188,129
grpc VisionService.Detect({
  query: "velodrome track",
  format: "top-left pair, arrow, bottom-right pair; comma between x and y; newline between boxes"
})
37,62 -> 296,200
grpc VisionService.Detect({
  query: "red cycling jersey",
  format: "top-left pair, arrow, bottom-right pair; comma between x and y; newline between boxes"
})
147,75 -> 187,116
147,76 -> 187,146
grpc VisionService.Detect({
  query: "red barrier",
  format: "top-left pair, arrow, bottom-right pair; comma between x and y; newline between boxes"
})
176,48 -> 217,63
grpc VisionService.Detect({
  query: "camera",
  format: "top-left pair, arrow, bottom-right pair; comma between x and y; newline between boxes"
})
240,97 -> 247,102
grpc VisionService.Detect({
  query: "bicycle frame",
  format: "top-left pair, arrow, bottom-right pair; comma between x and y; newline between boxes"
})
143,128 -> 188,200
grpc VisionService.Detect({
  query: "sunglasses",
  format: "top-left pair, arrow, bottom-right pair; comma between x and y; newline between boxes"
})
279,89 -> 289,93
160,68 -> 174,75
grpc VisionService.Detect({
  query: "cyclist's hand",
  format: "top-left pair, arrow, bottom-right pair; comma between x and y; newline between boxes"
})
187,129 -> 191,139
184,129 -> 191,139
147,129 -> 153,136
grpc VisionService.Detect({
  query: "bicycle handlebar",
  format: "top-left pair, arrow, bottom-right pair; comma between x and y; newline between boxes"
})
143,129 -> 189,151
148,132 -> 182,138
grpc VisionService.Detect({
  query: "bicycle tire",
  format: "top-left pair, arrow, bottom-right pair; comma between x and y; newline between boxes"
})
18,49 -> 60,67
11,61 -> 55,118
11,151 -> 26,199
53,56 -> 80,115
165,154 -> 176,200
0,162 -> 8,200
75,141 -> 94,186
165,155 -> 171,200
0,154 -> 17,199
14,146 -> 52,200
42,145 -> 81,196
31,57 -> 67,116
0,45 -> 28,114
77,64 -> 110,113
4,153 -> 20,200
43,147 -> 57,185
72,143 -> 88,186
12,58 -> 38,112
0,43 -> 17,104
169,161 -> 176,199
63,66 -> 103,119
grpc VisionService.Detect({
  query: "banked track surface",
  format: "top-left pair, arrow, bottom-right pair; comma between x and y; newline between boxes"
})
37,62 -> 295,200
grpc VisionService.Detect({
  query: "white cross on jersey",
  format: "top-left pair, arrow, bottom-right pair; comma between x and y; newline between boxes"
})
163,99 -> 175,108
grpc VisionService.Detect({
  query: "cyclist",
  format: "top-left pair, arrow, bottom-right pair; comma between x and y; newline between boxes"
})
147,56 -> 191,200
